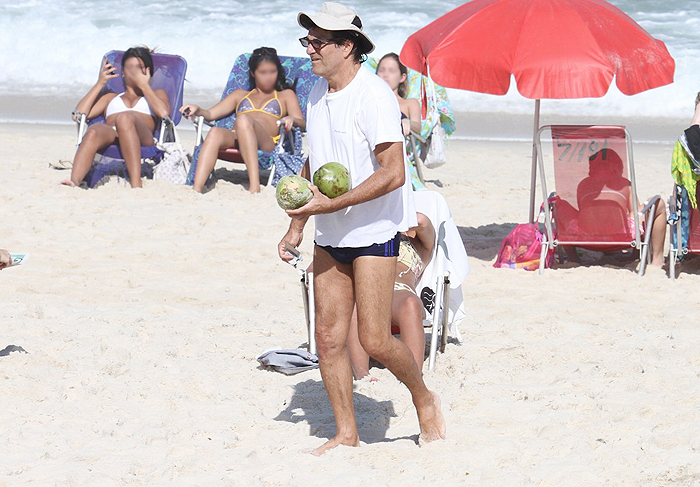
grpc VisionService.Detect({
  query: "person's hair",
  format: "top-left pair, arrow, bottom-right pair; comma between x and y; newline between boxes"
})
122,46 -> 154,77
332,30 -> 370,64
695,91 -> 700,108
589,149 -> 623,177
376,52 -> 408,98
248,47 -> 296,92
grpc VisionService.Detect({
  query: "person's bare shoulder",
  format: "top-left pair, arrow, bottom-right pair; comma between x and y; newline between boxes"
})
407,97 -> 420,111
278,89 -> 299,101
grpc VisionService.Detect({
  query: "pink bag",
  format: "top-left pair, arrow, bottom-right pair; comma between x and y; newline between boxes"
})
494,222 -> 554,271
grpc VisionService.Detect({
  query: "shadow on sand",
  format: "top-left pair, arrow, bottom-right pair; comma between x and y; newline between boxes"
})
458,222 -> 518,262
210,166 -> 273,192
275,378 -> 418,445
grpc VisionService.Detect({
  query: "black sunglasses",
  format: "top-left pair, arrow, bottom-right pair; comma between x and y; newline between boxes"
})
299,36 -> 335,50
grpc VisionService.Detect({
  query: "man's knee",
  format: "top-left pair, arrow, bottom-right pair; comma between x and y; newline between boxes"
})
315,324 -> 347,359
358,328 -> 390,359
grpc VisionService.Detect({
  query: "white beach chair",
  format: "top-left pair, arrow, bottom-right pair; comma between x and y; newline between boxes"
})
300,190 -> 469,372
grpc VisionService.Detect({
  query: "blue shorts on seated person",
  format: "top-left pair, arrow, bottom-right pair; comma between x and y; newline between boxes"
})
316,233 -> 401,265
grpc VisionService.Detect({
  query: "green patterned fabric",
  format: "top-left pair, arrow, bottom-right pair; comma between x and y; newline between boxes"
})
672,140 -> 700,208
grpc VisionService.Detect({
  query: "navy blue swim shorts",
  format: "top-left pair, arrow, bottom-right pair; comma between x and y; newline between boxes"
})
316,232 -> 401,265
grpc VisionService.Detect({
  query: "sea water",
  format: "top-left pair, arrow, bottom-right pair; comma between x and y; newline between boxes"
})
0,0 -> 697,124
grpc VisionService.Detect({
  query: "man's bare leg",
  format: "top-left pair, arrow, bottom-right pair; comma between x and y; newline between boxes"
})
354,255 -> 445,443
312,246 -> 360,455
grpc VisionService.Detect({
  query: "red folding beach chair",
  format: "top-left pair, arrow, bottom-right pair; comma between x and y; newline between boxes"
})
535,125 -> 661,276
669,185 -> 700,279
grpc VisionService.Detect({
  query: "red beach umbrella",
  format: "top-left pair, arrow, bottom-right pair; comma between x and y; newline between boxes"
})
400,0 -> 675,220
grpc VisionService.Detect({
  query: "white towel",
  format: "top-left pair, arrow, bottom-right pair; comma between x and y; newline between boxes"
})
413,190 -> 470,341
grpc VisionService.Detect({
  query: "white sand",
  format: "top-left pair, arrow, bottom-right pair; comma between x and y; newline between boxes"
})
1,123 -> 699,486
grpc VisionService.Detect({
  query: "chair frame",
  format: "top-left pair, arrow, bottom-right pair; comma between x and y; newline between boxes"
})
668,184 -> 700,280
72,49 -> 185,157
300,268 -> 451,372
190,116 -> 285,186
535,125 -> 660,276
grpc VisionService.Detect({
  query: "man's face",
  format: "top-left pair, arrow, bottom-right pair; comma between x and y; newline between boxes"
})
306,27 -> 347,77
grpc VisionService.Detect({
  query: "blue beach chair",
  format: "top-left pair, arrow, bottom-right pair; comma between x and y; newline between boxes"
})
188,53 -> 319,187
73,50 -> 188,187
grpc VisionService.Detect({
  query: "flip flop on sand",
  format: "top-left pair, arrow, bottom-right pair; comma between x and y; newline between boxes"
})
49,160 -> 72,170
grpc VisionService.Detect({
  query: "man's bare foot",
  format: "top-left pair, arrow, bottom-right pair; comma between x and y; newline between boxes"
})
60,179 -> 77,187
417,391 -> 446,445
310,434 -> 359,456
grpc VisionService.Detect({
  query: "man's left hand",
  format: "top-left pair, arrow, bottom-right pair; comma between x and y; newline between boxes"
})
287,185 -> 335,219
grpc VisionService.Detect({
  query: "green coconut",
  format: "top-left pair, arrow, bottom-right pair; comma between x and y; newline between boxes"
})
276,175 -> 313,210
313,162 -> 350,199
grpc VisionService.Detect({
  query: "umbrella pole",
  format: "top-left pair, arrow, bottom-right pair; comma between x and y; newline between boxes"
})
528,99 -> 541,223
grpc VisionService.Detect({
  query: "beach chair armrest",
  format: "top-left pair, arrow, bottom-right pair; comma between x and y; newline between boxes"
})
158,116 -> 179,145
73,112 -> 88,146
639,194 -> 661,216
190,115 -> 215,146
410,130 -> 428,145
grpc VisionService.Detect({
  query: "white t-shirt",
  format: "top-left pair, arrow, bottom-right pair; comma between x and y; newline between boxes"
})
306,66 -> 416,248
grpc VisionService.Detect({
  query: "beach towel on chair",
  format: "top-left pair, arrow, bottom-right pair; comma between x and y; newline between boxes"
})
673,136 -> 700,209
185,128 -> 304,187
84,153 -> 158,188
413,191 -> 470,341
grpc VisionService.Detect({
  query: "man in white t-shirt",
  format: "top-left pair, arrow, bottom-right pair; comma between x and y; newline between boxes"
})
277,2 -> 445,455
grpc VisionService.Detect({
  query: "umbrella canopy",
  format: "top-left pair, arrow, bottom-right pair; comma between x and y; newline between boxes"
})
400,0 -> 675,99
399,0 -> 675,221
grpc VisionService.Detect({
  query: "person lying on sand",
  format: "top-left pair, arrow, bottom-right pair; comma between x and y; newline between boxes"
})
62,46 -> 170,189
180,47 -> 305,194
347,212 -> 435,379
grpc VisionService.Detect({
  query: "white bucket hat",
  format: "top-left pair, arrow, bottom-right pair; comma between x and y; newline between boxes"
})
298,2 -> 375,54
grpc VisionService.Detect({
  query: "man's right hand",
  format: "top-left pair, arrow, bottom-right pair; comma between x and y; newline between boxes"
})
0,249 -> 11,270
278,226 -> 304,262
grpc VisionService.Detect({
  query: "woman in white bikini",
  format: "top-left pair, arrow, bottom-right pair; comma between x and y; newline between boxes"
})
63,46 -> 170,189
347,212 -> 435,379
179,47 -> 306,193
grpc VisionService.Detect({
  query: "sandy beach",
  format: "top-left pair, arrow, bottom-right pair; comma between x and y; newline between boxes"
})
1,121 -> 699,486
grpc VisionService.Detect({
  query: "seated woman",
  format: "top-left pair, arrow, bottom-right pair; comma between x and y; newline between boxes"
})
562,149 -> 666,266
347,212 -> 435,379
63,46 -> 170,189
180,47 -> 305,193
375,53 -> 420,137
375,53 -> 424,189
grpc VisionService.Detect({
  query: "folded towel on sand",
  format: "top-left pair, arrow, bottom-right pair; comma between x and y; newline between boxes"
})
257,348 -> 319,375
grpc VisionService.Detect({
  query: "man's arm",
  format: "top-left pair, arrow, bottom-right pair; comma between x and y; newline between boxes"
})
278,159 -> 311,261
287,141 -> 404,218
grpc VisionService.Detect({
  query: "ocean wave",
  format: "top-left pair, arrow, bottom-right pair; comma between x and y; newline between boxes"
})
0,0 -> 698,119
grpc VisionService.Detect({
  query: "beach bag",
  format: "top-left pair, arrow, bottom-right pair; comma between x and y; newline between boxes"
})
494,221 -> 554,271
154,142 -> 190,184
423,74 -> 447,169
